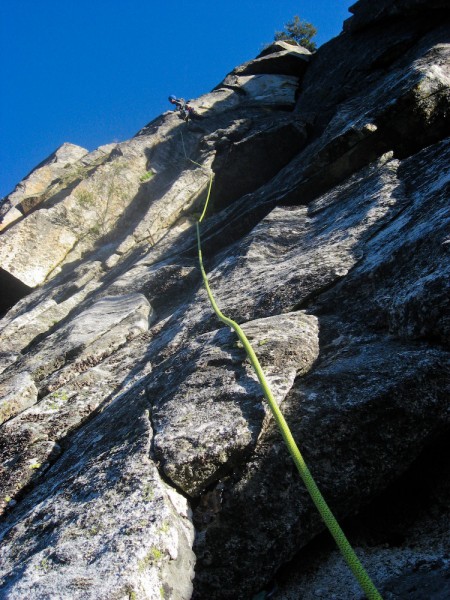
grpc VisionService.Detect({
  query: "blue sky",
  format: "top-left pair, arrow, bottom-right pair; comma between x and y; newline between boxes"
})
0,1 -> 354,198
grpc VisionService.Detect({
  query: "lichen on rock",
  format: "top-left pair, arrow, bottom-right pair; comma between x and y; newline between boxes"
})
1,2 -> 449,598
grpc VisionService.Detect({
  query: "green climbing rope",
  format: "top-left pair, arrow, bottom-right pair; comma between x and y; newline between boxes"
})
182,130 -> 382,600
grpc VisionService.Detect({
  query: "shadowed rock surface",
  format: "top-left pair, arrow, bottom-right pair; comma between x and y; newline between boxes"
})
0,1 -> 449,598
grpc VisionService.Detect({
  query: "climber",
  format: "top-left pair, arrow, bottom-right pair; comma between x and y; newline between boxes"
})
168,95 -> 202,121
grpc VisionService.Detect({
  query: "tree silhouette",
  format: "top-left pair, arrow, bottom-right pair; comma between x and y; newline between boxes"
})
274,15 -> 317,52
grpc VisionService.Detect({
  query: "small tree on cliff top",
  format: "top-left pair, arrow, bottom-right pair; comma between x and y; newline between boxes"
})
274,15 -> 317,52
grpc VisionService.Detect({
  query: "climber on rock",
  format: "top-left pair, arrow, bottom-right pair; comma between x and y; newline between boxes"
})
168,95 -> 202,122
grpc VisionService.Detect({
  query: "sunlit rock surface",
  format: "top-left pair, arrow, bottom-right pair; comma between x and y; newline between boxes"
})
0,1 -> 449,598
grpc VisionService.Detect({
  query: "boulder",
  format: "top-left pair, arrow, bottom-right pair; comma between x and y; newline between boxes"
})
233,41 -> 311,76
149,313 -> 318,496
195,72 -> 301,116
257,39 -> 311,58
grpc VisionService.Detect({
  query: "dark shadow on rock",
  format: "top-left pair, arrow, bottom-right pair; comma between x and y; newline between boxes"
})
0,269 -> 32,318
296,14 -> 447,136
191,326 -> 450,599
210,116 -> 308,211
263,433 -> 450,600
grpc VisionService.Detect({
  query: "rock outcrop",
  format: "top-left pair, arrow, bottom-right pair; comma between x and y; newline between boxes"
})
0,1 -> 449,598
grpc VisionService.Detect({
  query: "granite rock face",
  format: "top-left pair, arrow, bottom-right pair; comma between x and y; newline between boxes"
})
1,1 -> 449,598
149,313 -> 319,497
0,389 -> 196,600
344,0 -> 450,33
0,143 -> 88,224
236,40 -> 311,76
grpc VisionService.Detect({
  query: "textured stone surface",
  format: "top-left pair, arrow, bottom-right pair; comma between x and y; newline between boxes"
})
289,25 -> 450,203
0,372 -> 37,425
257,40 -> 311,59
0,6 -> 449,600
0,143 -> 118,233
149,313 -> 318,496
0,262 -> 104,353
0,208 -> 23,232
0,214 -> 78,287
210,115 -> 307,210
193,333 -> 449,598
0,333 -> 153,516
0,64 -> 306,290
0,294 -> 154,515
233,41 -> 311,76
16,293 -> 153,389
314,137 -> 450,348
0,353 -> 20,375
0,143 -> 88,218
269,436 -> 450,600
297,16 -> 450,138
345,0 -> 450,33
0,131 -> 209,287
219,74 -> 299,107
191,138 -> 450,598
0,390 -> 195,600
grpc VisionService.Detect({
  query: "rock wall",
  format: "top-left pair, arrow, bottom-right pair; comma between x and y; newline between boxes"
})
0,1 -> 449,598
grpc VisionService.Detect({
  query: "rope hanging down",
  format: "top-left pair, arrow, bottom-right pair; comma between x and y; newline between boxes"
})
181,130 -> 382,600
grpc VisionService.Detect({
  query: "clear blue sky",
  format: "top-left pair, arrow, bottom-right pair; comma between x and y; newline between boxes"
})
0,1 -> 354,198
